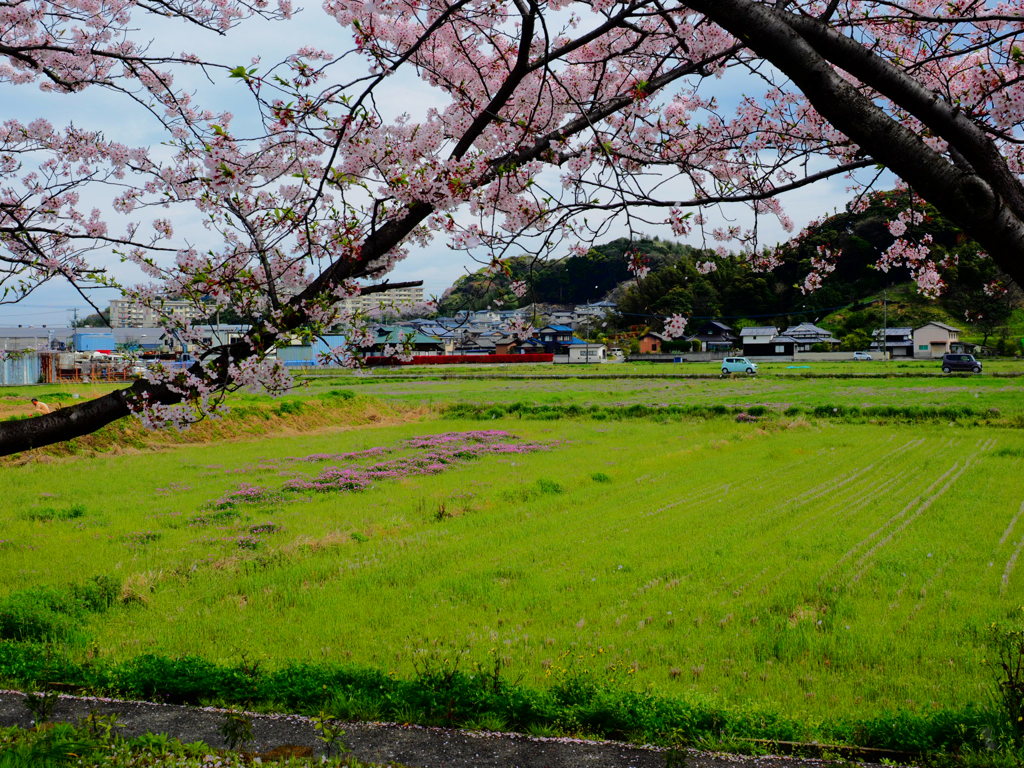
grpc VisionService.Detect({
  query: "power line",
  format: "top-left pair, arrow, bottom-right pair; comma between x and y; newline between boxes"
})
616,298 -> 882,322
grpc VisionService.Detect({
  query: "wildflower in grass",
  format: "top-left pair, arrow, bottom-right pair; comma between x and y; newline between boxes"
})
155,482 -> 193,495
213,432 -> 552,502
285,433 -> 552,494
249,522 -> 281,534
213,483 -> 276,508
404,430 -> 516,448
120,531 -> 161,545
297,446 -> 391,463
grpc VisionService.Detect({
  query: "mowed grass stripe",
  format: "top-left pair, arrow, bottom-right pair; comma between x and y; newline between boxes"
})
1002,534 -> 1024,595
846,444 -> 1022,637
998,499 -> 1024,546
686,436 -> 942,608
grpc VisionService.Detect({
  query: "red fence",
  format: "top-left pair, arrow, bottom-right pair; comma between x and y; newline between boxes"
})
364,353 -> 553,367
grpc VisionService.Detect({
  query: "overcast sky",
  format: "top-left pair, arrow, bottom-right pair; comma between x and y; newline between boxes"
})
0,4 -> 856,327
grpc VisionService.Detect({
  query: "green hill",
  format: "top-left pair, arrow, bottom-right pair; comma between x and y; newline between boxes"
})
437,191 -> 1021,351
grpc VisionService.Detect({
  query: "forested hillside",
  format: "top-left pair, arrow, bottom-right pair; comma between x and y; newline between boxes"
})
438,191 -> 1020,349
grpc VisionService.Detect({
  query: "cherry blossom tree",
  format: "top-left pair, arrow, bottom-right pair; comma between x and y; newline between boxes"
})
2,0 -> 1024,455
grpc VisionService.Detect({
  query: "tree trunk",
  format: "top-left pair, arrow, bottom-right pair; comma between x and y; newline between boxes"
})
0,387 -> 133,455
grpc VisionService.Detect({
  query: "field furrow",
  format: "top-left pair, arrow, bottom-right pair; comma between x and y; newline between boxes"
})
1002,535 -> 1024,594
847,453 -> 980,585
998,499 -> 1024,546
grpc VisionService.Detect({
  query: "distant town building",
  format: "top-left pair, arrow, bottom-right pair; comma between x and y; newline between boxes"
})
688,321 -> 737,353
637,332 -> 670,354
0,326 -> 74,352
338,285 -> 424,314
739,327 -> 780,356
573,300 -> 617,318
779,322 -> 840,351
108,298 -> 208,327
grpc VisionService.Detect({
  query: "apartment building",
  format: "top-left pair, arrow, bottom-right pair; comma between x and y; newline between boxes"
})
108,298 -> 207,328
337,285 -> 424,314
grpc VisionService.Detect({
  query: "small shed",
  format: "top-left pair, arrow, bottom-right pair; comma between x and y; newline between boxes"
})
637,332 -> 670,354
564,341 -> 607,364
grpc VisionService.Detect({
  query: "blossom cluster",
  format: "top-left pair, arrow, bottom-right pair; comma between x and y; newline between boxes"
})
663,314 -> 688,339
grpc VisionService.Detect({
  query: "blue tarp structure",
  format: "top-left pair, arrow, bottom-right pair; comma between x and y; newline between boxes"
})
311,335 -> 346,363
277,335 -> 347,367
73,332 -> 116,352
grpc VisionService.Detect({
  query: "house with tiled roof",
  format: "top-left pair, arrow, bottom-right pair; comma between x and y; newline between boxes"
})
688,321 -> 737,353
739,327 -> 779,356
780,322 -> 840,352
871,327 -> 914,358
370,326 -> 445,355
537,325 -> 574,350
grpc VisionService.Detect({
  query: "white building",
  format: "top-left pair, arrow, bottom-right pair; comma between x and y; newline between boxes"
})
108,298 -> 208,328
338,285 -> 424,314
565,342 -> 607,364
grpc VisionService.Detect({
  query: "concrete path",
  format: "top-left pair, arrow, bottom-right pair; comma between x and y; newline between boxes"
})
0,690 -> 869,768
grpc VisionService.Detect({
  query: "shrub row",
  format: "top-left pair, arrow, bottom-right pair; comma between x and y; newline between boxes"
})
0,643 -> 998,754
445,401 -> 1006,424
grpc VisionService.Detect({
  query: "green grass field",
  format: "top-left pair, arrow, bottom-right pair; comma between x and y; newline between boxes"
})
2,380 -> 1023,738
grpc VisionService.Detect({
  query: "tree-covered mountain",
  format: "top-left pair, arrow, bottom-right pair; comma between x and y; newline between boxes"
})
616,191 -> 1019,340
437,237 -> 701,313
438,191 -> 1020,348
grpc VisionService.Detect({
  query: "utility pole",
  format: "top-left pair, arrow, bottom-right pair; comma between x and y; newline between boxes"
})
882,288 -> 888,361
69,307 -> 79,328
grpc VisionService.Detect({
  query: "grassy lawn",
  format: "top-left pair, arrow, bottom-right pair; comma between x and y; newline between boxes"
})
1,409 -> 1021,727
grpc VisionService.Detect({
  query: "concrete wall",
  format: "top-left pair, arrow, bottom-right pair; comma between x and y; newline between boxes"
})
793,351 -> 861,361
629,352 -> 717,362
632,351 -> 865,363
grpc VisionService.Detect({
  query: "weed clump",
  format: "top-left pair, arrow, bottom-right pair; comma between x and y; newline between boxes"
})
0,576 -> 121,644
20,504 -> 86,522
983,619 -> 1024,749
